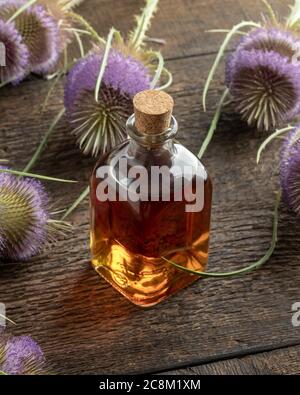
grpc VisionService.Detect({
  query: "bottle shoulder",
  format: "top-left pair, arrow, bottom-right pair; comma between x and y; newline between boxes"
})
93,141 -> 209,180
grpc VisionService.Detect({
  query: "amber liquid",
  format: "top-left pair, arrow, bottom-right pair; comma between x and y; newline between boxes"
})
90,141 -> 212,307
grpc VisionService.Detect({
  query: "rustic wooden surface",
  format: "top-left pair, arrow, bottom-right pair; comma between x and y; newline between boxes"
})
1,0 -> 300,375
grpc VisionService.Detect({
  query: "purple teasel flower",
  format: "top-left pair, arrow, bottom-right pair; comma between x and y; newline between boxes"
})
0,168 -> 49,261
226,27 -> 300,86
0,18 -> 30,84
0,0 -> 60,76
225,41 -> 300,131
64,49 -> 151,157
0,334 -> 45,375
280,125 -> 300,214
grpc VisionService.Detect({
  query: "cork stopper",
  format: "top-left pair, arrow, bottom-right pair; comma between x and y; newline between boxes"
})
133,90 -> 174,135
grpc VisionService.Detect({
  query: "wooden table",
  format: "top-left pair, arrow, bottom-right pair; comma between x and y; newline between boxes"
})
1,0 -> 300,375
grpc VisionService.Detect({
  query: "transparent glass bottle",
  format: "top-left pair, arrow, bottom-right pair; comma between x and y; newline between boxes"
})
90,90 -> 212,307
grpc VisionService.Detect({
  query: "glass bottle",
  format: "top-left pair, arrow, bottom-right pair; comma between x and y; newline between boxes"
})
90,90 -> 212,307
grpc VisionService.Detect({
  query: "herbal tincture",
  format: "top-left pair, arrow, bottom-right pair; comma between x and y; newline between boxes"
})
90,90 -> 212,307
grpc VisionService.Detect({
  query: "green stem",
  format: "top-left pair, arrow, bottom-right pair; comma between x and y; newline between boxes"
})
261,0 -> 278,25
23,108 -> 66,173
149,51 -> 164,89
0,370 -> 7,375
95,28 -> 118,103
256,125 -> 294,164
156,68 -> 173,91
202,20 -> 260,112
130,0 -> 159,49
198,88 -> 229,159
67,12 -> 106,44
163,191 -> 281,278
0,313 -> 16,325
8,0 -> 37,23
206,29 -> 247,35
61,186 -> 89,221
0,169 -> 76,183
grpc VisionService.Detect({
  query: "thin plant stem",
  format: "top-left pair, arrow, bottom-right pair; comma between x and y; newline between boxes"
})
95,28 -> 118,103
42,72 -> 65,111
0,313 -> 16,325
261,0 -> 278,25
130,0 -> 159,49
286,0 -> 300,27
61,185 -> 89,220
202,20 -> 260,112
206,29 -> 247,35
0,371 -> 7,375
163,191 -> 281,278
198,88 -> 229,159
149,51 -> 164,89
8,0 -> 37,23
156,68 -> 173,90
23,108 -> 66,173
0,169 -> 76,183
256,125 -> 294,164
67,12 -> 106,44
74,30 -> 85,58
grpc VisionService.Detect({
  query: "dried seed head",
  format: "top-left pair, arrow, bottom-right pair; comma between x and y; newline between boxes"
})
0,19 -> 30,84
280,125 -> 300,214
0,0 -> 60,74
64,49 -> 151,157
226,49 -> 300,131
0,169 -> 49,261
226,27 -> 300,131
0,334 -> 45,375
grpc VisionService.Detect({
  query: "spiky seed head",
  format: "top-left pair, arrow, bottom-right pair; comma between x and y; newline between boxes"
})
64,49 -> 151,157
280,125 -> 300,214
0,0 -> 60,74
226,49 -> 300,131
0,19 -> 30,84
0,334 -> 45,375
0,169 -> 49,261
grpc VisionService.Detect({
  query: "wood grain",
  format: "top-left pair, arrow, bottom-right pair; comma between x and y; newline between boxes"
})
164,345 -> 300,375
1,0 -> 300,375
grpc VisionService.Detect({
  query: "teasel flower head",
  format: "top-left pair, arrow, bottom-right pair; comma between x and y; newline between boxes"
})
0,334 -> 45,375
225,39 -> 300,131
64,49 -> 151,157
280,125 -> 300,214
0,168 -> 49,261
0,19 -> 30,84
0,0 -> 60,75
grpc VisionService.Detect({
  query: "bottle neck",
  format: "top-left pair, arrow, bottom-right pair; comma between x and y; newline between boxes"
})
126,114 -> 178,149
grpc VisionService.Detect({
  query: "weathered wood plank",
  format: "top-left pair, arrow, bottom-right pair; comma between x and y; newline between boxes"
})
77,0 -> 287,59
0,0 -> 299,375
163,345 -> 300,375
1,50 -> 300,374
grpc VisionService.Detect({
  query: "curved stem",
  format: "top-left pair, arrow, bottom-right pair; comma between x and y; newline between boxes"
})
0,370 -> 7,375
163,191 -> 281,278
130,0 -> 159,49
198,88 -> 229,159
256,125 -> 294,164
149,51 -> 164,89
261,0 -> 278,25
8,0 -> 37,23
61,185 -> 89,221
67,12 -> 106,44
202,20 -> 260,112
0,168 -> 76,183
23,108 -> 66,173
0,313 -> 16,325
95,28 -> 118,103
156,68 -> 173,91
